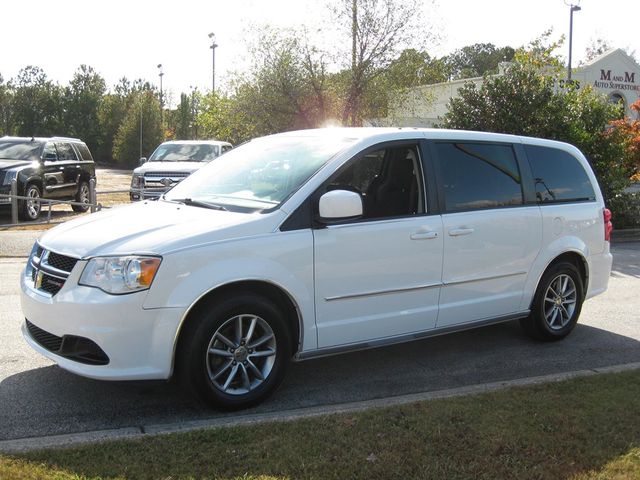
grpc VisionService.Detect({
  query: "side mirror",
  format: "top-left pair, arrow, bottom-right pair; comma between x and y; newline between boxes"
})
139,157 -> 147,166
318,189 -> 363,221
43,153 -> 57,161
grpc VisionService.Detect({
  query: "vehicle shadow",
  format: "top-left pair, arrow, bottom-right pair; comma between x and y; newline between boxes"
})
2,321 -> 639,442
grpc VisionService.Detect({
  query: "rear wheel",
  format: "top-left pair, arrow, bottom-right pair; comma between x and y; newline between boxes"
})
180,293 -> 291,409
521,261 -> 584,341
72,181 -> 90,212
19,184 -> 42,221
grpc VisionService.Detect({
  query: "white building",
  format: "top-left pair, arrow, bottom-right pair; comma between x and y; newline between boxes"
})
379,49 -> 640,127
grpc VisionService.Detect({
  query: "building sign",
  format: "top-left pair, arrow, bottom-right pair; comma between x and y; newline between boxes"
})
594,70 -> 640,92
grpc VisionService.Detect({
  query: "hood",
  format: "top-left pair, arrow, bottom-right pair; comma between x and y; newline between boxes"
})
134,161 -> 208,175
0,159 -> 33,170
38,200 -> 285,258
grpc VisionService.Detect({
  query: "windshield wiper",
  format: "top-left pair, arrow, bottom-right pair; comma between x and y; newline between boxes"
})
173,198 -> 228,211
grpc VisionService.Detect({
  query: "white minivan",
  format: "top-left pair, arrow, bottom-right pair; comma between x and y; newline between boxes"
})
21,128 -> 613,408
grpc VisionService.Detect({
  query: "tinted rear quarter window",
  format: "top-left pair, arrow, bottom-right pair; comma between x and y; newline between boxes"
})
434,142 -> 523,212
524,145 -> 595,203
74,143 -> 93,161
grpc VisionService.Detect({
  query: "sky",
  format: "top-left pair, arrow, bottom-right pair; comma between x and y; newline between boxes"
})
1,0 -> 638,107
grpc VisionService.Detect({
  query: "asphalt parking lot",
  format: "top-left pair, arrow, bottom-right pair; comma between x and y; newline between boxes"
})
0,239 -> 639,443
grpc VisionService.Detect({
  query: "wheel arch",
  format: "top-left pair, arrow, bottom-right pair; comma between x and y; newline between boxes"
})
530,250 -> 589,308
171,279 -> 303,378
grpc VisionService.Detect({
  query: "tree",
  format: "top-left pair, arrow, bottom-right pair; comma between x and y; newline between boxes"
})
228,27 -> 334,135
63,65 -> 106,158
0,74 -> 12,135
443,43 -> 515,80
199,92 -> 257,145
10,66 -> 63,136
112,90 -> 163,166
584,38 -> 612,63
173,93 -> 193,140
335,0 -> 436,126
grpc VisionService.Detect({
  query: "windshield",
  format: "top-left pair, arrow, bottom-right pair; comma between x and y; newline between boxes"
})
149,143 -> 220,162
0,140 -> 42,161
164,134 -> 357,212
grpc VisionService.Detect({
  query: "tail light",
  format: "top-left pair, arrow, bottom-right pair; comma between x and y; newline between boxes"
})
603,208 -> 613,242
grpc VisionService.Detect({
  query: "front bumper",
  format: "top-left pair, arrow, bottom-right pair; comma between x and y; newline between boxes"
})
130,188 -> 165,201
20,262 -> 184,381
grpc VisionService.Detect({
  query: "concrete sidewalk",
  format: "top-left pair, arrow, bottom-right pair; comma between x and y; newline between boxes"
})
0,230 -> 44,257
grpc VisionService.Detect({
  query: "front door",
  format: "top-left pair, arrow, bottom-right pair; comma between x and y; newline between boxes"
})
313,142 -> 444,348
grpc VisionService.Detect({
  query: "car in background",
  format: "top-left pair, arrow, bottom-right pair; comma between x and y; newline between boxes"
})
130,140 -> 232,201
0,136 -> 96,220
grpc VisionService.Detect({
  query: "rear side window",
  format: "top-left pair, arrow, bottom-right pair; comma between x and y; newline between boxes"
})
74,143 -> 93,161
56,143 -> 78,161
434,142 -> 523,212
524,145 -> 596,203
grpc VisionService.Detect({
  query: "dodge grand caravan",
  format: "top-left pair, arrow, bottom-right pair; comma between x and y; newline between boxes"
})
21,128 -> 613,408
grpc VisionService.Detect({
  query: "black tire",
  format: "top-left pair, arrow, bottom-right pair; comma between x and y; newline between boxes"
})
179,293 -> 291,409
19,183 -> 42,221
72,181 -> 90,212
520,261 -> 584,341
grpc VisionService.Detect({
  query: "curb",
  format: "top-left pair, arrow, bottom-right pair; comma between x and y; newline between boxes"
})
2,361 -> 639,454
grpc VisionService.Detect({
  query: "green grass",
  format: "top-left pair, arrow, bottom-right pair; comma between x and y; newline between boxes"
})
2,370 -> 640,479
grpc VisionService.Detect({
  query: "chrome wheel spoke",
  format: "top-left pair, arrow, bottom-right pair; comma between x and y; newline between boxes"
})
249,347 -> 276,359
209,348 -> 233,358
215,332 -> 236,349
246,359 -> 264,380
245,317 -> 258,343
239,363 -> 251,391
248,334 -> 274,350
211,359 -> 233,381
222,364 -> 240,391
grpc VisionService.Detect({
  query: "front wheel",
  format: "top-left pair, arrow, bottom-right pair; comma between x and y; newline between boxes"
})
180,294 -> 291,409
72,181 -> 90,212
520,261 -> 584,341
19,184 -> 42,221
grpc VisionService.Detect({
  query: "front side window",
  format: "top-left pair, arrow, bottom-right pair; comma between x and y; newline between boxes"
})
326,144 -> 423,219
525,145 -> 596,203
434,142 -> 522,212
165,135 -> 357,212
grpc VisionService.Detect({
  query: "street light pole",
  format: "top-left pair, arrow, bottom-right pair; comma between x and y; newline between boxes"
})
566,1 -> 581,82
208,32 -> 218,93
157,63 -> 164,126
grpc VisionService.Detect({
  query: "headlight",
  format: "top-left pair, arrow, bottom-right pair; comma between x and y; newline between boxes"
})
79,256 -> 162,294
131,174 -> 144,188
2,170 -> 18,185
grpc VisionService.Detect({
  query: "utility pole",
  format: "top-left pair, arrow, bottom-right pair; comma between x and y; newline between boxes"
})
350,0 -> 357,126
157,64 -> 164,126
208,32 -> 218,93
566,1 -> 581,82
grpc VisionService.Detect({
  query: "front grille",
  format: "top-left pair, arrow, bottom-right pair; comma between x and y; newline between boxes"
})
25,320 -> 110,365
144,171 -> 190,179
26,320 -> 63,351
39,273 -> 66,295
47,252 -> 78,273
28,245 -> 79,297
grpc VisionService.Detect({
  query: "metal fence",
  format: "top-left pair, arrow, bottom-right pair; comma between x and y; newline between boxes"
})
0,179 -> 130,228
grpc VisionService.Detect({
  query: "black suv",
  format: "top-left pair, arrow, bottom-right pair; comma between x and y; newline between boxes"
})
0,136 -> 96,220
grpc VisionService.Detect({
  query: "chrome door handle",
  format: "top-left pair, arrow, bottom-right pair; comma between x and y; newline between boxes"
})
410,231 -> 438,240
448,227 -> 474,236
